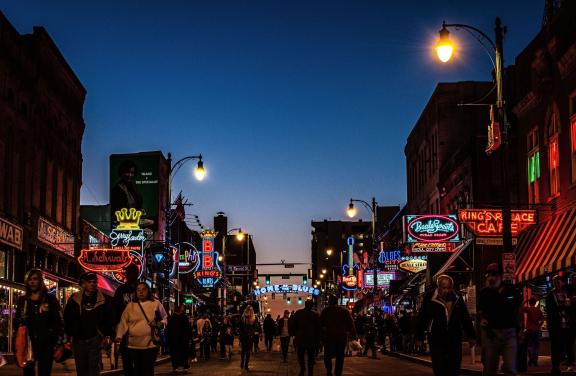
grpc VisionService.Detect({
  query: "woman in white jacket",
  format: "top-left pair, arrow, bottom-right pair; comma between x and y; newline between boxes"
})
115,282 -> 167,375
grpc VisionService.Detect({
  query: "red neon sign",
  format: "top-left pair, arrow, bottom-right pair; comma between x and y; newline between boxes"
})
78,248 -> 133,272
342,275 -> 357,287
203,239 -> 213,252
195,269 -> 222,279
458,209 -> 536,237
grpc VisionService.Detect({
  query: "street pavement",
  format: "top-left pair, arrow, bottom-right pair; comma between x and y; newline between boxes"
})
1,345 -> 433,376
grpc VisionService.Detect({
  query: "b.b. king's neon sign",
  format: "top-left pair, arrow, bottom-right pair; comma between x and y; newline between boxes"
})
193,229 -> 222,288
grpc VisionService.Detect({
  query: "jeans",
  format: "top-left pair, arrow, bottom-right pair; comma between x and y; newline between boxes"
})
280,336 -> 290,360
524,330 -> 540,366
120,336 -> 134,376
128,347 -> 158,376
265,335 -> 274,351
481,327 -> 517,376
297,346 -> 316,376
73,335 -> 102,376
240,336 -> 253,369
324,342 -> 346,376
24,341 -> 54,376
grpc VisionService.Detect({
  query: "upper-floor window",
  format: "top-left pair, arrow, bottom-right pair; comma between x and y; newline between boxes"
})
548,109 -> 560,197
527,128 -> 540,204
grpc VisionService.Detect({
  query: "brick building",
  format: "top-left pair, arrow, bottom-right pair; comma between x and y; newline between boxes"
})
0,12 -> 86,352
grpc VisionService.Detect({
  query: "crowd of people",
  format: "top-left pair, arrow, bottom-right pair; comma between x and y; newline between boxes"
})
8,262 -> 576,376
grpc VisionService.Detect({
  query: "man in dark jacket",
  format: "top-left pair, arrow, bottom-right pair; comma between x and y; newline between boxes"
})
546,274 -> 573,376
64,272 -> 115,376
263,314 -> 276,352
321,295 -> 357,376
291,300 -> 321,376
416,274 -> 475,376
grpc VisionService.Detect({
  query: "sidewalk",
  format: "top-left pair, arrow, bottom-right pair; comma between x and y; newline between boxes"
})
386,344 -> 574,375
0,354 -> 170,376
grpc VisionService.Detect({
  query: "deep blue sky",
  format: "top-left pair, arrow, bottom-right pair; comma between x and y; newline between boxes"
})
4,1 -> 543,269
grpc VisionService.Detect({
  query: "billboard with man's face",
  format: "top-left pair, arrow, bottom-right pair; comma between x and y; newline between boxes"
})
110,152 -> 163,231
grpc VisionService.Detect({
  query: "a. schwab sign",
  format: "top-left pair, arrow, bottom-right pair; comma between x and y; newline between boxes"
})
403,214 -> 460,243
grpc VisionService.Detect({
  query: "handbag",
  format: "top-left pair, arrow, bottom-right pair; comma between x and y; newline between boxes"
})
349,339 -> 363,352
15,301 -> 34,368
137,301 -> 162,346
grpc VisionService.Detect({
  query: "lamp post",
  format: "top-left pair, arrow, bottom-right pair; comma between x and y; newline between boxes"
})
164,152 -> 206,310
220,228 -> 245,312
434,18 -> 513,261
346,197 -> 378,291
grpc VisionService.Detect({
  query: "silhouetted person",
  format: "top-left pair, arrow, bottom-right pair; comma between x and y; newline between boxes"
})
291,300 -> 321,376
321,295 -> 357,376
263,314 -> 276,352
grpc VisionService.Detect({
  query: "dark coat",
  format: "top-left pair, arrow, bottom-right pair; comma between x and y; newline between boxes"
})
166,313 -> 192,345
320,305 -> 357,347
416,289 -> 475,348
63,290 -> 115,340
290,307 -> 321,348
16,293 -> 63,347
546,288 -> 571,335
263,316 -> 276,336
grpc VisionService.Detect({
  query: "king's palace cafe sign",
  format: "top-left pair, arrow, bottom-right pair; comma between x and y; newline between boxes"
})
0,217 -> 23,251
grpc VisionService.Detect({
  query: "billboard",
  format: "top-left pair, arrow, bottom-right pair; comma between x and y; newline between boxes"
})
110,152 -> 164,231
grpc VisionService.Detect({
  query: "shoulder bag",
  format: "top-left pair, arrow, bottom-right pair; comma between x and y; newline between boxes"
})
136,301 -> 162,346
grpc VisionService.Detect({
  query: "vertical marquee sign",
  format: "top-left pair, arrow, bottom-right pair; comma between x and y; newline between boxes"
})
403,214 -> 460,243
194,229 -> 222,288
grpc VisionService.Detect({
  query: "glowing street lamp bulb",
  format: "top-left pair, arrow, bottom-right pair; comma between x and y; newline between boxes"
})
347,201 -> 357,218
194,160 -> 206,181
326,249 -> 333,256
218,255 -> 223,262
436,24 -> 453,63
319,274 -> 324,279
236,230 -> 245,241
322,269 -> 327,274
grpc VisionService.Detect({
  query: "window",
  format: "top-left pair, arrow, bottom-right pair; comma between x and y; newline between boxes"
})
548,111 -> 560,196
527,128 -> 540,203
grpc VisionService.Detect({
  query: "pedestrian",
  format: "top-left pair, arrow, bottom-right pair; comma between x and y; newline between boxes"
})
190,317 -> 198,363
115,282 -> 168,376
416,274 -> 475,376
239,305 -> 259,371
252,318 -> 261,353
263,314 -> 276,352
201,318 -> 212,360
277,309 -> 292,362
522,297 -> 544,367
291,299 -> 321,376
63,272 -> 115,376
398,311 -> 412,353
196,314 -> 211,359
362,313 -> 379,359
219,316 -> 234,360
546,274 -> 574,375
211,315 -> 220,353
354,313 -> 366,355
112,264 -> 139,376
320,294 -> 358,376
14,269 -> 63,376
478,263 -> 521,376
166,304 -> 192,372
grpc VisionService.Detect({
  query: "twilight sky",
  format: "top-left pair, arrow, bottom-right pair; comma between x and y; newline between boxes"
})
4,0 -> 543,270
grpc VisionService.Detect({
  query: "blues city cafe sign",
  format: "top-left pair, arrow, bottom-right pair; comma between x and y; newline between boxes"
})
78,208 -> 145,282
193,229 -> 222,288
253,284 -> 321,297
403,214 -> 460,243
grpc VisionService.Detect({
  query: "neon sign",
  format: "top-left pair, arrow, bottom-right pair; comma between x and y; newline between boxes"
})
404,215 -> 460,243
409,242 -> 457,253
253,284 -> 321,296
399,256 -> 427,273
457,209 -> 536,237
178,242 -> 199,274
378,250 -> 402,264
341,236 -> 358,291
364,270 -> 395,289
194,229 -> 222,288
78,248 -> 134,272
114,208 -> 142,230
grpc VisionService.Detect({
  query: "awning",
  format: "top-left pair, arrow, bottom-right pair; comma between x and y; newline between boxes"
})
515,209 -> 576,282
433,239 -> 474,280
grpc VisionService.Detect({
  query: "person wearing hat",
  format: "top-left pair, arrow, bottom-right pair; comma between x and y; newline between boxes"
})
64,272 -> 115,376
478,263 -> 521,376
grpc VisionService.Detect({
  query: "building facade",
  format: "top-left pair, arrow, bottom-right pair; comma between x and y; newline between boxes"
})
0,12 -> 86,352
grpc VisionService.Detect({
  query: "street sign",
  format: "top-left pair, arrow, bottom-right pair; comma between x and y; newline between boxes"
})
284,263 -> 294,268
227,265 -> 251,273
281,275 -> 290,279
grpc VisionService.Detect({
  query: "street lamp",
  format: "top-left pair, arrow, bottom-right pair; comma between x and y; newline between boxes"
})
433,18 -> 513,257
165,152 -> 206,309
326,249 -> 333,256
